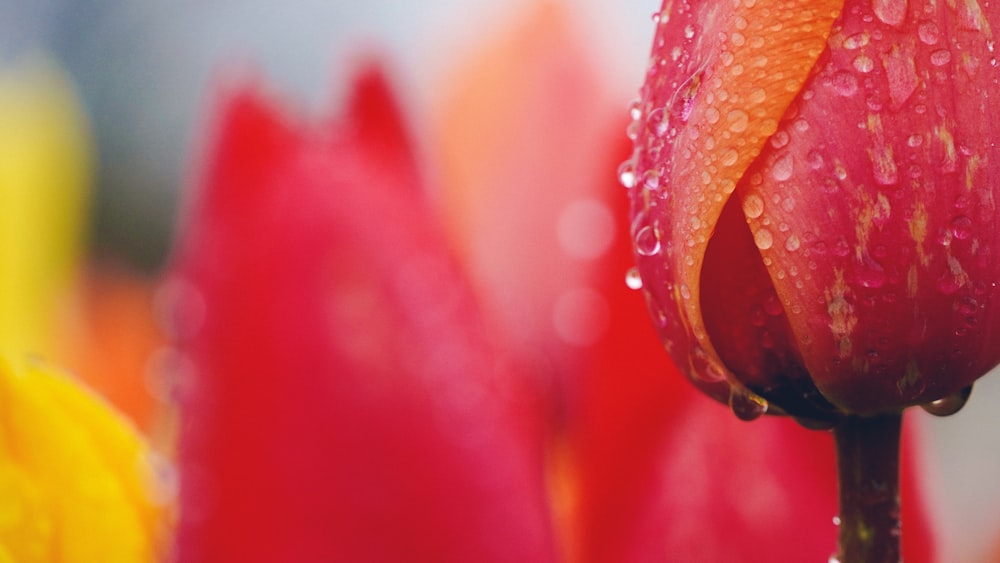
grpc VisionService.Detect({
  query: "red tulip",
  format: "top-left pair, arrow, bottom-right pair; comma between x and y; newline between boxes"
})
166,65 -> 558,562
626,0 -> 1000,417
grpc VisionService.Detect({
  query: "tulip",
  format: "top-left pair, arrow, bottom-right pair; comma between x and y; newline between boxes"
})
625,0 -> 1000,559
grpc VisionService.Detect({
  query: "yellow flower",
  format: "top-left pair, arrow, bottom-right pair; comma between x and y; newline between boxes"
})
0,58 -> 167,561
0,356 -> 165,562
0,56 -> 90,359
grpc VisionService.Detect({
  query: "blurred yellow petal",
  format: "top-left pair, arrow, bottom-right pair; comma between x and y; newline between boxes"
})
0,56 -> 91,357
0,356 -> 166,561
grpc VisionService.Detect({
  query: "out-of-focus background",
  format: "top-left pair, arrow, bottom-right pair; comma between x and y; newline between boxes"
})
0,0 -> 653,269
3,0 -> 1000,560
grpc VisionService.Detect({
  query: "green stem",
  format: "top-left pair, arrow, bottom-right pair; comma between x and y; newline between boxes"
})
833,413 -> 903,563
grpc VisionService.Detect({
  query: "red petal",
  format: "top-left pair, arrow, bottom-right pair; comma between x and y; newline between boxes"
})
739,1 -> 1000,412
169,68 -> 557,562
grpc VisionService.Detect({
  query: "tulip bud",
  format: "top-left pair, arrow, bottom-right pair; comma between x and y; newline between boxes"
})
626,0 -> 1000,418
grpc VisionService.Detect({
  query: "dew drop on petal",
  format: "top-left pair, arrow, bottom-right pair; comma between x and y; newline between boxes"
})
770,131 -> 790,149
853,54 -> 875,73
771,153 -> 794,181
720,148 -> 739,167
634,225 -> 662,256
930,49 -> 952,66
743,193 -> 765,219
918,20 -> 940,45
727,109 -> 750,133
754,228 -> 774,250
618,159 -> 637,188
785,234 -> 801,252
831,70 -> 859,96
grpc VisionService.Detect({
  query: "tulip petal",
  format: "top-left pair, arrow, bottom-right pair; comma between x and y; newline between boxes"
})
435,3 -> 622,367
0,357 -> 165,561
628,0 -> 842,401
171,66 -> 557,562
737,1 -> 1000,412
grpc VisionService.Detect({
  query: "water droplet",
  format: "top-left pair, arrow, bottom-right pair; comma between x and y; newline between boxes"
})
754,229 -> 774,250
853,54 -> 875,73
727,109 -> 749,133
628,97 -> 642,121
921,385 -> 973,416
730,386 -> 769,421
918,21 -> 940,45
873,0 -> 907,27
646,107 -> 668,136
641,169 -> 661,190
635,225 -> 661,256
770,130 -> 790,149
907,133 -> 923,147
785,234 -> 801,252
743,193 -> 765,219
771,153 -> 794,181
930,49 -> 952,66
720,148 -> 739,167
830,70 -> 859,96
807,150 -> 825,170
625,267 -> 643,290
618,160 -> 637,188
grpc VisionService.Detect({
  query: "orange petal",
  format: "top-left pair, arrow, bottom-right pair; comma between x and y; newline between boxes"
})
628,0 -> 842,401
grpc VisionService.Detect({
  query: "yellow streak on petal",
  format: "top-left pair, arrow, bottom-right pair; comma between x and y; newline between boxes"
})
825,269 -> 857,359
909,201 -> 929,267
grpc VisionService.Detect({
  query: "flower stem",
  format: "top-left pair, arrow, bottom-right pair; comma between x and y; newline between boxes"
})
833,413 -> 902,563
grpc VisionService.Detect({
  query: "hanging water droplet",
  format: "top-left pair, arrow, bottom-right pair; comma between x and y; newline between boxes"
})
730,386 -> 769,421
625,266 -> 643,290
635,225 -> 662,256
618,160 -> 637,188
628,97 -> 642,121
920,385 -> 973,416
